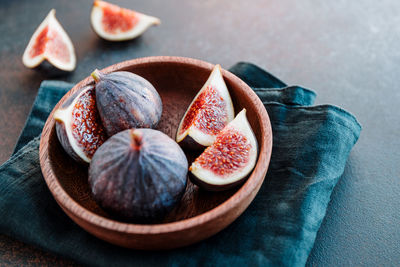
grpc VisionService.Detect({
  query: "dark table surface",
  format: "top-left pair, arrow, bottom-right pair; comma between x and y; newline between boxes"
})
1,0 -> 399,266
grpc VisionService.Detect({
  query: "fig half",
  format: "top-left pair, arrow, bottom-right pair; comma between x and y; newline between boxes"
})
54,85 -> 107,163
91,0 -> 161,41
189,109 -> 258,191
22,9 -> 76,71
176,64 -> 235,148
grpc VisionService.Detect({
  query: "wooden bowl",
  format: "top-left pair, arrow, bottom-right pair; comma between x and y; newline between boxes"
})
39,56 -> 272,250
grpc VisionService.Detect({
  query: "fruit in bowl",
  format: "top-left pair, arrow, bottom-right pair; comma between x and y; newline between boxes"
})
53,69 -> 162,163
54,63 -> 258,221
91,69 -> 163,136
39,56 -> 272,250
176,64 -> 234,149
189,109 -> 258,191
54,85 -> 106,163
89,128 -> 188,222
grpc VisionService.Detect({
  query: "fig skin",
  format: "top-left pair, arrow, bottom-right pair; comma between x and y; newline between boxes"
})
88,128 -> 188,222
189,172 -> 245,192
56,122 -> 85,163
178,135 -> 207,151
92,70 -> 163,136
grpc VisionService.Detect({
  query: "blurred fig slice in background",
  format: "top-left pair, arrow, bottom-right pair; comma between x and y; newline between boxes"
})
22,9 -> 76,71
54,85 -> 107,163
189,109 -> 258,191
91,0 -> 161,41
176,64 -> 235,149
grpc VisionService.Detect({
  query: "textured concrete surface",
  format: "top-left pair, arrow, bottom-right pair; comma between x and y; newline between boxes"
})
0,0 -> 399,266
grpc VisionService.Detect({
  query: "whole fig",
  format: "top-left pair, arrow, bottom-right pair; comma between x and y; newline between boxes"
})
88,128 -> 188,222
91,69 -> 162,136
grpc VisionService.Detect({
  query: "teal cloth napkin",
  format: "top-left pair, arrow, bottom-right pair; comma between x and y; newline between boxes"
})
0,63 -> 361,266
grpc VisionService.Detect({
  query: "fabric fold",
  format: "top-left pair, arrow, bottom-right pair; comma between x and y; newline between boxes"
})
254,86 -> 316,106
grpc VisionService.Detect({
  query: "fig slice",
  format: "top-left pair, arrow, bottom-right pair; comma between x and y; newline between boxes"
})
91,0 -> 161,41
176,64 -> 235,148
22,9 -> 76,71
54,85 -> 107,163
189,109 -> 258,191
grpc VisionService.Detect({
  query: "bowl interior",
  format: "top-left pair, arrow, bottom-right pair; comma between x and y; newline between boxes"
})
47,59 -> 266,224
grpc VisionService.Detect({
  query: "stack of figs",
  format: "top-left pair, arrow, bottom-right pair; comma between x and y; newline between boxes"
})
55,65 -> 258,222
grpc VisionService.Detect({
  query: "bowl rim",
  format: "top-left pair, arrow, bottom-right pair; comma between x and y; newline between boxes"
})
39,56 -> 272,235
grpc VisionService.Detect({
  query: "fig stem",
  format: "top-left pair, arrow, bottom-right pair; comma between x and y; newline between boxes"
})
131,130 -> 143,150
91,69 -> 103,82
